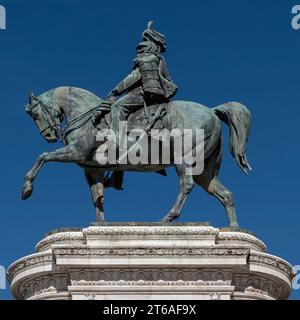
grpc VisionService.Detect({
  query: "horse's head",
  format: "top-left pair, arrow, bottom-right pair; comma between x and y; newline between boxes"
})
25,92 -> 63,143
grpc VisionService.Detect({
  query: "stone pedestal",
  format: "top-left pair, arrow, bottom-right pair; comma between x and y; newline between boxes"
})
8,223 -> 294,300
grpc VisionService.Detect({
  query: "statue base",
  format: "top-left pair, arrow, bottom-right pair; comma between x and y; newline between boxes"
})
8,223 -> 293,300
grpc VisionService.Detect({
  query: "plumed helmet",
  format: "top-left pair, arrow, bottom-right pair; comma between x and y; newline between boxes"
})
142,21 -> 166,53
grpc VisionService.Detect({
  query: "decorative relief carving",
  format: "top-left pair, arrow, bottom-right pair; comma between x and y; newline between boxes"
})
69,268 -> 233,282
8,253 -> 53,282
36,232 -> 85,252
8,227 -> 292,300
53,247 -> 250,257
250,253 -> 293,279
83,226 -> 219,237
85,293 -> 96,300
35,286 -> 57,295
210,293 -> 221,300
17,274 -> 69,300
232,273 -> 286,299
33,229 -> 268,253
244,286 -> 268,295
71,279 -> 232,287
217,232 -> 266,252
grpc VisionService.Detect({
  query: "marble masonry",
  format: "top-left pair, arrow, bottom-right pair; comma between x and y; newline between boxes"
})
8,224 -> 294,300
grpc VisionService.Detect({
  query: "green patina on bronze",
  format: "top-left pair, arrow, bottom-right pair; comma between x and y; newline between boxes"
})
22,22 -> 252,228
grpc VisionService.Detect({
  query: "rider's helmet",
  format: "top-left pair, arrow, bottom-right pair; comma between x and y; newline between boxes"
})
136,21 -> 167,54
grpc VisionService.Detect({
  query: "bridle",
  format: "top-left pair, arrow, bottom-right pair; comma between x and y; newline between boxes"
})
27,96 -> 63,141
27,95 -> 105,142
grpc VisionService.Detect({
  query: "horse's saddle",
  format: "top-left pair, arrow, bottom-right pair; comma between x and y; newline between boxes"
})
128,103 -> 168,132
102,103 -> 168,133
99,103 -> 169,178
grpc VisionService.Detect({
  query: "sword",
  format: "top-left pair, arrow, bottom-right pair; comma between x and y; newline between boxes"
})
143,101 -> 150,124
117,105 -> 167,164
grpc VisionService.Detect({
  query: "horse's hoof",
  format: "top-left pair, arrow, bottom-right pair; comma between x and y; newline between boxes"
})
161,213 -> 180,223
96,211 -> 105,223
22,183 -> 33,200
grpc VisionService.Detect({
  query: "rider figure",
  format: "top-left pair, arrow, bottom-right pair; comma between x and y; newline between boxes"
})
94,21 -> 178,145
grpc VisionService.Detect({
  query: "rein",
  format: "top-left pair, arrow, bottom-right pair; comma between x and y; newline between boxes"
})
29,96 -> 167,142
28,96 -> 104,142
61,106 -> 103,139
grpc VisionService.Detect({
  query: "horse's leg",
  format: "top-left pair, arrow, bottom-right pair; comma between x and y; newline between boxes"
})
196,175 -> 238,228
194,143 -> 239,228
161,164 -> 195,223
22,146 -> 81,200
85,169 -> 105,222
104,171 -> 124,190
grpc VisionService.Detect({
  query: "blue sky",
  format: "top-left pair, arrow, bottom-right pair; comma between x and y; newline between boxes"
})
0,0 -> 299,300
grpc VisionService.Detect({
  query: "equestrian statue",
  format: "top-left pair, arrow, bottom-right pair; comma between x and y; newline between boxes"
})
21,21 -> 252,227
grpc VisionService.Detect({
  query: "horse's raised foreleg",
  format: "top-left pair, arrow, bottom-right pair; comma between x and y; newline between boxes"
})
22,146 -> 81,200
85,169 -> 105,222
161,164 -> 195,223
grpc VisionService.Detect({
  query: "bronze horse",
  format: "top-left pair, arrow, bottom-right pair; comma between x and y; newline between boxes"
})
22,86 -> 251,227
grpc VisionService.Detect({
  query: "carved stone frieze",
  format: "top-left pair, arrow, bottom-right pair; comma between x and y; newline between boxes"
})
8,226 -> 293,300
53,247 -> 250,257
71,279 -> 232,287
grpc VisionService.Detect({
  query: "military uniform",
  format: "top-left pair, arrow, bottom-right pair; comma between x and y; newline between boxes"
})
99,21 -> 178,143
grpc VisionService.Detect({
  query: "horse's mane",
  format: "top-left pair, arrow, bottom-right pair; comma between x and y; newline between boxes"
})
40,86 -> 105,111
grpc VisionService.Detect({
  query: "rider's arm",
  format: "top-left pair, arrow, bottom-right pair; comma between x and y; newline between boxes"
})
108,65 -> 142,98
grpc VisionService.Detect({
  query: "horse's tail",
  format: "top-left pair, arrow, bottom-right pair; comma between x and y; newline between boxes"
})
213,102 -> 252,174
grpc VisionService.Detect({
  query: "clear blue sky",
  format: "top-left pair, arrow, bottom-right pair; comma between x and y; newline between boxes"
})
0,0 -> 299,300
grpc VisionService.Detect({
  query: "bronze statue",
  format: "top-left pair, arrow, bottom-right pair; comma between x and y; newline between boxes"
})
93,21 -> 177,146
21,22 -> 252,228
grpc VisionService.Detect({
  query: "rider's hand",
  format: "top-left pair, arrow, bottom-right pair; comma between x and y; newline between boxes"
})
107,89 -> 118,99
104,95 -> 118,106
92,110 -> 102,125
99,96 -> 117,109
